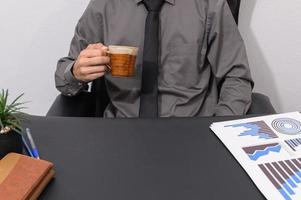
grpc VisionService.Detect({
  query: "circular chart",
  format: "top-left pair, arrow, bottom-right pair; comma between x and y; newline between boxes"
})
271,118 -> 301,135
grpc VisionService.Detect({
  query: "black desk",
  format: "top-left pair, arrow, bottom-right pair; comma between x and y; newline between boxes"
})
23,116 -> 265,200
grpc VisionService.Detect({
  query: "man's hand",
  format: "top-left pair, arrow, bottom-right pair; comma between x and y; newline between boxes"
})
73,43 -> 109,82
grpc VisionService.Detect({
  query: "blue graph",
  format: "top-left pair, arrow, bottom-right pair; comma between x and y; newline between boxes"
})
226,121 -> 278,139
259,158 -> 301,200
243,143 -> 281,161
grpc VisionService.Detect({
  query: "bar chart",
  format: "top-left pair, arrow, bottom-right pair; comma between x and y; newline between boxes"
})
285,138 -> 301,152
259,158 -> 301,200
226,120 -> 278,140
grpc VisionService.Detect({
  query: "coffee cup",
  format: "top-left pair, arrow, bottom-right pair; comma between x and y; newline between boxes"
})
107,45 -> 138,77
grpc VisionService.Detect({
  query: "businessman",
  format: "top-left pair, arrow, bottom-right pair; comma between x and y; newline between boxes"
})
55,0 -> 253,118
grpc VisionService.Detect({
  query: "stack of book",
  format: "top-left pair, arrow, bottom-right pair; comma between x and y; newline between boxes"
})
0,153 -> 55,200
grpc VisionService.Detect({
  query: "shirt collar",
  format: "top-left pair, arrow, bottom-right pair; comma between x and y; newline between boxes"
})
134,0 -> 175,6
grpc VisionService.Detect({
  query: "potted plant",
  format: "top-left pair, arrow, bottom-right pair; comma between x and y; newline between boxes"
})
0,89 -> 26,159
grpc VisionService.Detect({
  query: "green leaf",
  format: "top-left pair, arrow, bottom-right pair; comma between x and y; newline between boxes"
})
8,107 -> 27,114
0,89 -> 27,131
0,118 -> 3,128
9,93 -> 24,107
3,89 -> 8,108
0,90 -> 6,111
7,103 -> 27,114
8,102 -> 28,112
6,120 -> 21,130
11,127 -> 22,134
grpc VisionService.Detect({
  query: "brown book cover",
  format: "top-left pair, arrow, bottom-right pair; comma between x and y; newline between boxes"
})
0,153 -> 54,200
27,169 -> 55,200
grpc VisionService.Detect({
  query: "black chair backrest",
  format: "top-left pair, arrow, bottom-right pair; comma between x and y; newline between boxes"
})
91,0 -> 242,117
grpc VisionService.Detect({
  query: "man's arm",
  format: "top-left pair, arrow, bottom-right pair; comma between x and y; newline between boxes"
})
55,0 -> 106,96
207,0 -> 254,116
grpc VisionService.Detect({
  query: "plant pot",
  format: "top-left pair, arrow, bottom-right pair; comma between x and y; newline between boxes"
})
0,130 -> 23,159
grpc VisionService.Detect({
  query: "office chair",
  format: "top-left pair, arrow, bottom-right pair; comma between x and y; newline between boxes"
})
47,0 -> 276,117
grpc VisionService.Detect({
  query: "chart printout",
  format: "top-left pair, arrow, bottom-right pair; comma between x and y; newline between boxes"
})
211,112 -> 301,200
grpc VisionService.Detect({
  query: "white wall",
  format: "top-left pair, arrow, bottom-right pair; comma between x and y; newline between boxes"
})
0,0 -> 300,115
0,0 -> 89,115
239,0 -> 301,113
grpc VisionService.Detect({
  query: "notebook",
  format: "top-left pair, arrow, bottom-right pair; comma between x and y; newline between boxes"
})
0,153 -> 55,200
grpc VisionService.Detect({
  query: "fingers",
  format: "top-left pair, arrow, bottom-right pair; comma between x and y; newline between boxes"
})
79,66 -> 107,75
78,56 -> 110,66
80,43 -> 109,58
73,43 -> 110,82
80,47 -> 109,58
74,65 -> 107,82
87,43 -> 104,49
85,72 -> 106,81
87,43 -> 108,54
80,49 -> 102,58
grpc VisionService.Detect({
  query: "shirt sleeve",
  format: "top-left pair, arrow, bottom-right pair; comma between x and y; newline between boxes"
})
55,0 -> 104,96
206,0 -> 254,116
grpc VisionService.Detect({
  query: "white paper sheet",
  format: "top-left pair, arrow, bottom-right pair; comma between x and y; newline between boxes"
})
210,112 -> 301,200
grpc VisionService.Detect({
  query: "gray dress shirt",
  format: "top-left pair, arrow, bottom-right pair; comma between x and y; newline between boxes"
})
55,0 -> 253,117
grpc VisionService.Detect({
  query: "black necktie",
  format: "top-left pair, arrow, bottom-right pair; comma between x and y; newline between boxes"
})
139,0 -> 164,118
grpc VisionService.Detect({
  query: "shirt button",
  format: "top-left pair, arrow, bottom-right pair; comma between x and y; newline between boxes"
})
67,93 -> 72,96
78,82 -> 83,86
